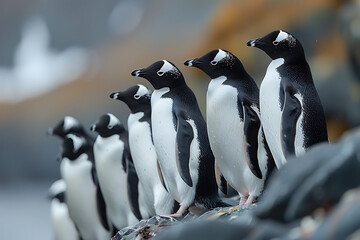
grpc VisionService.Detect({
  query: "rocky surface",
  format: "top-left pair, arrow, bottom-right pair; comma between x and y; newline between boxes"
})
113,127 -> 360,240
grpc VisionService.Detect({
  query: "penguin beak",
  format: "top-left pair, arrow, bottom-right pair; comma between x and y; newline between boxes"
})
184,58 -> 197,67
131,69 -> 144,77
90,124 -> 96,132
47,128 -> 54,136
109,91 -> 124,100
246,38 -> 263,48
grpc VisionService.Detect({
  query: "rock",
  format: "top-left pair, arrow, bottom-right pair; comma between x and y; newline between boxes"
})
112,215 -> 179,240
255,128 -> 360,222
309,188 -> 360,240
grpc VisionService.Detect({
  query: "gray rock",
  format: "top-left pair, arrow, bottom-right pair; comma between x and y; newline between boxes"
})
309,188 -> 360,240
256,128 -> 360,222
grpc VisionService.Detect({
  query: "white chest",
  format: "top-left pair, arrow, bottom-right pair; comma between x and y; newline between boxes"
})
260,58 -> 287,167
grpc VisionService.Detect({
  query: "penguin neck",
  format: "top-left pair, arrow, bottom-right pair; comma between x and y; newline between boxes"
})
130,102 -> 151,118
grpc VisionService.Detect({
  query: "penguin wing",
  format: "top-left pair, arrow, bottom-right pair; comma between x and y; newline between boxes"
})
243,103 -> 263,179
175,111 -> 194,187
125,153 -> 142,220
157,160 -> 168,192
215,161 -> 228,194
280,84 -> 302,157
91,165 -> 111,231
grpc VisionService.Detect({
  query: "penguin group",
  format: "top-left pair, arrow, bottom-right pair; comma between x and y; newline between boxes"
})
47,30 -> 328,240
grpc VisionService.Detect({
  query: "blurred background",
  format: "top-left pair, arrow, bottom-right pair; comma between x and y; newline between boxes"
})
0,0 -> 359,238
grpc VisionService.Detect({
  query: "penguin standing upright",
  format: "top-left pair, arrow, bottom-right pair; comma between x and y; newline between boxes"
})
132,60 -> 228,217
247,30 -> 328,168
110,85 -> 178,215
90,113 -> 143,231
184,49 -> 275,204
60,133 -> 111,240
48,179 -> 80,240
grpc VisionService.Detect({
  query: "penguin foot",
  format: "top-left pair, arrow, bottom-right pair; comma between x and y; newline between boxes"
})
162,205 -> 188,218
239,196 -> 248,205
245,195 -> 257,205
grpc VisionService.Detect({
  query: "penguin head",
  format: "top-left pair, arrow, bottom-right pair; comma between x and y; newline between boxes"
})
48,179 -> 66,202
184,49 -> 244,79
90,113 -> 125,138
247,30 -> 305,61
131,60 -> 185,89
47,116 -> 83,139
61,133 -> 86,160
110,84 -> 152,113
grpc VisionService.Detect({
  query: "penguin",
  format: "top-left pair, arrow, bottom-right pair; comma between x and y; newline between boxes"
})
48,179 -> 80,240
131,60 -> 228,217
59,133 -> 111,240
47,116 -> 94,143
247,30 -> 328,168
184,49 -> 276,204
90,113 -> 143,231
110,85 -> 178,215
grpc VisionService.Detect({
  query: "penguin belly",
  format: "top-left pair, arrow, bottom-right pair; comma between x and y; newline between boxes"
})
61,155 -> 110,240
93,136 -> 139,229
50,199 -> 79,240
207,77 -> 258,197
151,88 -> 197,207
260,58 -> 287,168
128,113 -> 174,215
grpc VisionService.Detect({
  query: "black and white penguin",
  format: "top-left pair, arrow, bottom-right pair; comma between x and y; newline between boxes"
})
59,133 -> 111,240
90,113 -> 143,231
47,116 -> 94,143
184,49 -> 275,204
247,30 -> 328,168
110,85 -> 178,215
131,60 -> 228,217
48,179 -> 80,240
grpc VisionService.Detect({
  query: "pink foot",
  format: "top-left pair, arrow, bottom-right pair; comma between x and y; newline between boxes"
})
239,196 -> 248,205
244,195 -> 257,205
162,204 -> 188,218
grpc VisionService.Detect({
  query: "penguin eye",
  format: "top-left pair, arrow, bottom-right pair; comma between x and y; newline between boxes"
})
272,41 -> 279,45
210,60 -> 218,65
134,95 -> 140,100
107,125 -> 113,129
157,71 -> 164,76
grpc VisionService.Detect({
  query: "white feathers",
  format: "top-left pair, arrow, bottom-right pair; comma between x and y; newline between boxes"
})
135,84 -> 150,98
274,30 -> 289,43
158,60 -> 180,76
63,116 -> 79,132
212,49 -> 227,64
67,134 -> 85,153
107,113 -> 121,129
49,179 -> 66,197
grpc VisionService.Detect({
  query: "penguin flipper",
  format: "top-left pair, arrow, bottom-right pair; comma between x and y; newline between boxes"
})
125,154 -> 142,220
157,160 -> 168,192
281,86 -> 302,157
243,104 -> 263,179
91,166 -> 111,231
175,112 -> 194,187
215,161 -> 228,194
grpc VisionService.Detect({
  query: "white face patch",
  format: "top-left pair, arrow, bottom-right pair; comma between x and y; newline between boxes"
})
274,30 -> 296,46
107,113 -> 120,129
63,116 -> 79,131
274,30 -> 289,43
49,179 -> 66,196
211,49 -> 227,65
135,84 -> 149,99
157,60 -> 180,76
67,134 -> 84,153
